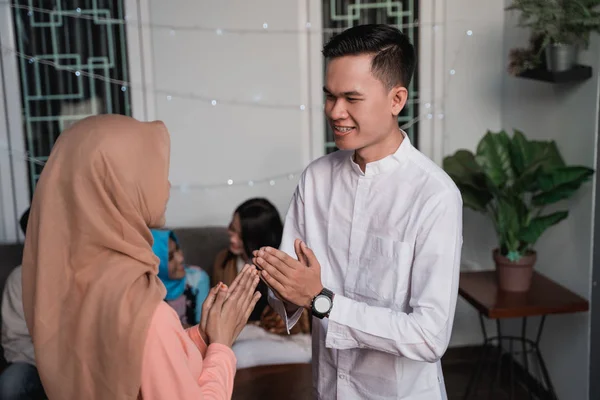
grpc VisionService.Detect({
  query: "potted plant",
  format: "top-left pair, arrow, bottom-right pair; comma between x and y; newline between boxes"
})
506,0 -> 600,73
443,130 -> 594,292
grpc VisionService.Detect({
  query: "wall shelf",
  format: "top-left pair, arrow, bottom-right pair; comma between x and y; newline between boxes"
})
517,65 -> 592,83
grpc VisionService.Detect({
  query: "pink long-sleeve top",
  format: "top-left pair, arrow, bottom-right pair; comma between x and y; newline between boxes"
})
140,302 -> 237,399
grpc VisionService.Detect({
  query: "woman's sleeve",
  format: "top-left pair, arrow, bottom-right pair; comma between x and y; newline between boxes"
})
140,303 -> 237,400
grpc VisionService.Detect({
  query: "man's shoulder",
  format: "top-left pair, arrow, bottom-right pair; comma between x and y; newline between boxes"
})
303,150 -> 351,176
405,147 -> 460,196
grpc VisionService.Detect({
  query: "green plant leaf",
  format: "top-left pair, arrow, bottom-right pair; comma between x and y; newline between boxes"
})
475,131 -> 515,187
536,166 -> 594,191
443,150 -> 485,190
456,184 -> 492,212
496,198 -> 521,252
532,180 -> 589,206
510,129 -> 532,174
530,140 -> 565,171
518,211 -> 568,244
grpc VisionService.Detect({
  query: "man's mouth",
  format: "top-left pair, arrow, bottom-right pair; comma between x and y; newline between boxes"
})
332,125 -> 355,136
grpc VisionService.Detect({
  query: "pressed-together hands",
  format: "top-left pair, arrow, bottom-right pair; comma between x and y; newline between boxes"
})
252,239 -> 323,309
198,265 -> 261,347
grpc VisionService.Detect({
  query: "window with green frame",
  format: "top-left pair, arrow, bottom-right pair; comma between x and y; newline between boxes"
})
10,0 -> 132,196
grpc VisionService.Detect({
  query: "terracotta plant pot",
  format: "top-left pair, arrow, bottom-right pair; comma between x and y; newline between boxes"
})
493,249 -> 537,292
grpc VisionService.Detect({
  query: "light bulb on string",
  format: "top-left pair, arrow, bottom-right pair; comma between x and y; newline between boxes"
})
248,181 -> 254,187
467,30 -> 473,36
299,105 -> 305,111
211,100 -> 217,106
121,86 -> 127,92
306,22 -> 312,29
227,179 -> 234,186
449,69 -> 456,75
167,95 -> 172,101
269,180 -> 276,186
216,29 -> 223,36
263,23 -> 268,29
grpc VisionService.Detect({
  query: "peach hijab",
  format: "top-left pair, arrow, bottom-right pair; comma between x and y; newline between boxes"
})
22,114 -> 170,399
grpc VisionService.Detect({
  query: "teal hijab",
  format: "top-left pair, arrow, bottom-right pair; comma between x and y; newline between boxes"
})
151,229 -> 187,301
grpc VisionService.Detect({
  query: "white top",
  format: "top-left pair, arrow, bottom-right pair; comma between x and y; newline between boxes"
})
269,134 -> 463,399
1,265 -> 36,365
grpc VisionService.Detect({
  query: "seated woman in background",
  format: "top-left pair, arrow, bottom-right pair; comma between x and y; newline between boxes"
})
151,229 -> 210,327
213,198 -> 311,369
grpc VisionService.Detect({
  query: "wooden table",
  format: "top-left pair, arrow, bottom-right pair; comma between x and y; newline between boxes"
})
232,363 -> 312,400
459,271 -> 588,400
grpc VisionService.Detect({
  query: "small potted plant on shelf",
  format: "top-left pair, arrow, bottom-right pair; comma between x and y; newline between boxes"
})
506,0 -> 600,73
443,130 -> 594,292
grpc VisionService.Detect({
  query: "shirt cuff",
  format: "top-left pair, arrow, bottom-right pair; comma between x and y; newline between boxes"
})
325,294 -> 360,349
186,325 -> 208,357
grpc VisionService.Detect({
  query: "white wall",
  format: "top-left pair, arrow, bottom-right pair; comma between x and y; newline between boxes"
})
440,0 -> 599,398
141,0 -> 320,227
499,4 -> 599,399
440,0 -> 507,347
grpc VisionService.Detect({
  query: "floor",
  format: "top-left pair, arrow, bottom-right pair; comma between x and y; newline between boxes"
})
232,345 -> 545,400
443,346 -> 543,400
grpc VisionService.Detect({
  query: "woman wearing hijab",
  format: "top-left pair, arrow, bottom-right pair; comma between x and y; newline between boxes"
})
151,229 -> 210,327
21,114 -> 261,400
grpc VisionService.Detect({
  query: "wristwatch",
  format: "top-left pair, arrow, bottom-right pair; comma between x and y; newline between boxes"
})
311,288 -> 334,319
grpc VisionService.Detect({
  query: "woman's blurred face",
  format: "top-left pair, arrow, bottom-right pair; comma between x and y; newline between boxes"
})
167,238 -> 185,280
227,213 -> 245,258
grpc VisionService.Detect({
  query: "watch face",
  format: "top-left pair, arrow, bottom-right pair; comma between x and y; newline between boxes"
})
314,295 -> 332,313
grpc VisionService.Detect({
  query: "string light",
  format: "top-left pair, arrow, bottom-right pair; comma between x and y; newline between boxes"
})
0,4 -> 477,194
169,172 -> 302,192
4,3 -> 425,34
2,46 -> 428,111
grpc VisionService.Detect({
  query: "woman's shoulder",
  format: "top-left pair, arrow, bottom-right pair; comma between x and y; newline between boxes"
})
149,302 -> 182,332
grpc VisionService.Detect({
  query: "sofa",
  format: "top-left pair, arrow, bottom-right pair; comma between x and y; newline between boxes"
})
0,226 -> 230,367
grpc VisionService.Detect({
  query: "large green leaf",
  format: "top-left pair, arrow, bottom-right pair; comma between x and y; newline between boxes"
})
518,211 -> 568,245
496,198 -> 521,251
476,131 -> 515,188
457,184 -> 492,212
529,140 -> 565,172
510,129 -> 532,175
443,150 -> 486,190
536,166 -> 594,191
532,181 -> 588,206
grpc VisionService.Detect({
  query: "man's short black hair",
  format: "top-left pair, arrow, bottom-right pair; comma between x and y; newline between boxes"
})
322,24 -> 416,90
20,207 -> 30,236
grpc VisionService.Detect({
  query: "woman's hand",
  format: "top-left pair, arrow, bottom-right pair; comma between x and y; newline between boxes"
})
198,283 -> 222,344
205,265 -> 261,347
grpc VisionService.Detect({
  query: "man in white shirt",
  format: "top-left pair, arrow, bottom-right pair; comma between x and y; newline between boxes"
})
252,24 -> 463,399
0,209 -> 46,399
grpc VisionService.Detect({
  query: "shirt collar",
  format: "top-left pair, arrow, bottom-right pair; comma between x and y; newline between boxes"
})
349,130 -> 411,177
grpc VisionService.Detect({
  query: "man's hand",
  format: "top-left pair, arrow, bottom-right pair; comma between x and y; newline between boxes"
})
252,239 -> 323,309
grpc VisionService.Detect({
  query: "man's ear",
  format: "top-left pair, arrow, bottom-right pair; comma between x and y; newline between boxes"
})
390,86 -> 408,116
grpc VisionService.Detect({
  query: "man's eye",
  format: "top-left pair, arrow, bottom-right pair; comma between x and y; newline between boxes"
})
347,98 -> 358,102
